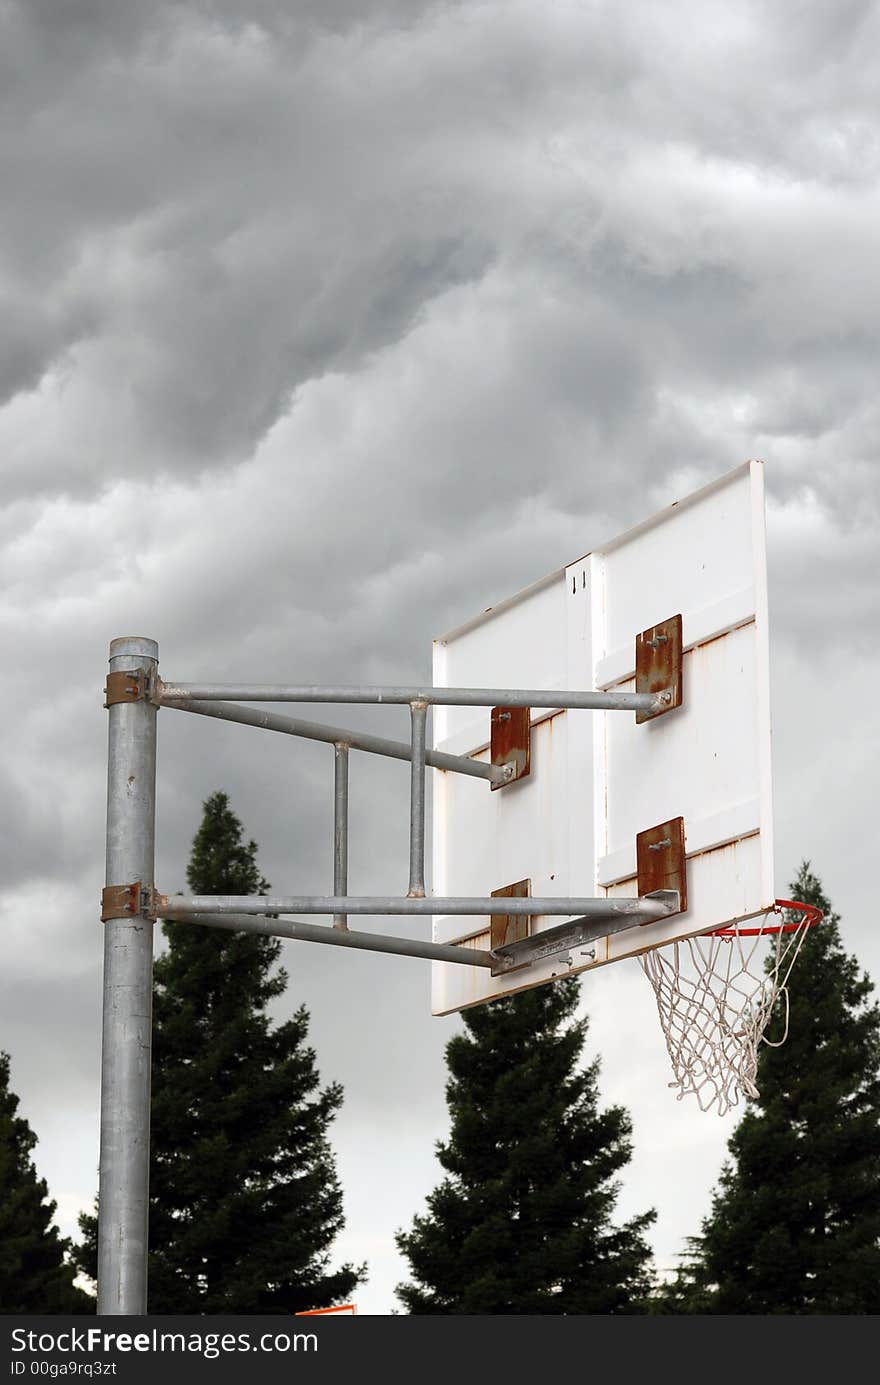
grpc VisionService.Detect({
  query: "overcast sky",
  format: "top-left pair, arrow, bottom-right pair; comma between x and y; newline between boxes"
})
2,0 -> 879,1314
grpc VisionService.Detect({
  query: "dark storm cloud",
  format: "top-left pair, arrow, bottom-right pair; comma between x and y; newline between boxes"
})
2,0 -> 497,497
3,0 -> 877,515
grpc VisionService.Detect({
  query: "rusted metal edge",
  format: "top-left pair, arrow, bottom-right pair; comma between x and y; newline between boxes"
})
636,816 -> 687,918
490,705 -> 531,789
635,613 -> 683,723
104,669 -> 154,708
490,878 -> 532,962
101,882 -> 157,922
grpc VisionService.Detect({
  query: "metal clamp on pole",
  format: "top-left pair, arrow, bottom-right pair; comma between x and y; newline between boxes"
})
100,882 -> 157,922
104,668 -> 154,707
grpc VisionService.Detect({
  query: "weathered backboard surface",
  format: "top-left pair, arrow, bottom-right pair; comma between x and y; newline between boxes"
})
431,461 -> 773,1015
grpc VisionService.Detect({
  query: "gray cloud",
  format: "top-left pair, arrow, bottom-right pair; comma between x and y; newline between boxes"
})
4,0 -> 875,502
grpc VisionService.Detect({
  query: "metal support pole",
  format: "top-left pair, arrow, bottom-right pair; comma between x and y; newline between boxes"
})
333,743 -> 349,929
408,701 -> 427,899
98,637 -> 158,1315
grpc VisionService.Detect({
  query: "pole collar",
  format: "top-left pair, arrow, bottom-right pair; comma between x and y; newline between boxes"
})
101,882 -> 157,922
104,668 -> 156,708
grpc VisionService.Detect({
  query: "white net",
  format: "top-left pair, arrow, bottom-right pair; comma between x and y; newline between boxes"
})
639,903 -> 818,1116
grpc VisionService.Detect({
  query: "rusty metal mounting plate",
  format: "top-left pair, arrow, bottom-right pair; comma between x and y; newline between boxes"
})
490,705 -> 530,789
101,882 -> 157,922
104,669 -> 152,708
490,879 -> 532,958
635,613 -> 682,723
636,817 -> 687,918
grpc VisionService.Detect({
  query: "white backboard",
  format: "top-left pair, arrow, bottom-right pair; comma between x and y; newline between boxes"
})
431,461 -> 773,1015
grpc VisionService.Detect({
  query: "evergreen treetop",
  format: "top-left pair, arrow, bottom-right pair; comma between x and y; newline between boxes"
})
0,1051 -> 92,1313
77,791 -> 363,1313
396,977 -> 655,1314
655,862 -> 880,1313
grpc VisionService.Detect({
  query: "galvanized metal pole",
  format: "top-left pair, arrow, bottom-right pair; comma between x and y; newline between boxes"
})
98,637 -> 158,1316
333,743 -> 349,929
408,701 -> 427,898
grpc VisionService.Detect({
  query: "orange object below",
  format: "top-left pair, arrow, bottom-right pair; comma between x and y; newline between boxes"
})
294,1304 -> 357,1315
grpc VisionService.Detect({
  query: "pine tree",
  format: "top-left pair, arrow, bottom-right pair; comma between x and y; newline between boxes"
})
77,791 -> 363,1312
0,1051 -> 92,1312
658,863 -> 880,1313
395,977 -> 655,1313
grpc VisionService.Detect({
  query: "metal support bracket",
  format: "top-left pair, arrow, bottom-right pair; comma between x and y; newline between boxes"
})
104,669 -> 154,707
636,817 -> 687,916
635,614 -> 682,723
101,882 -> 157,922
491,890 -> 681,974
490,705 -> 530,788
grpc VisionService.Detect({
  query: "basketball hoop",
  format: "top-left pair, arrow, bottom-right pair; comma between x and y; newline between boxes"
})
639,899 -> 823,1115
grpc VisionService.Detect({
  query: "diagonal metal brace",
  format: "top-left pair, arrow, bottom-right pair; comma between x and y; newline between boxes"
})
101,882 -> 157,922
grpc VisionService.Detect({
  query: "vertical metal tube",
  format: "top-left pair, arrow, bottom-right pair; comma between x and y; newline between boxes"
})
333,743 -> 349,929
408,701 -> 427,898
98,637 -> 158,1315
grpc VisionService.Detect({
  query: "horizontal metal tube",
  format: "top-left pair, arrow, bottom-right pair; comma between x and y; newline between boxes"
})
159,681 -> 661,713
167,911 -> 496,969
158,696 -> 507,783
160,894 -> 675,920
